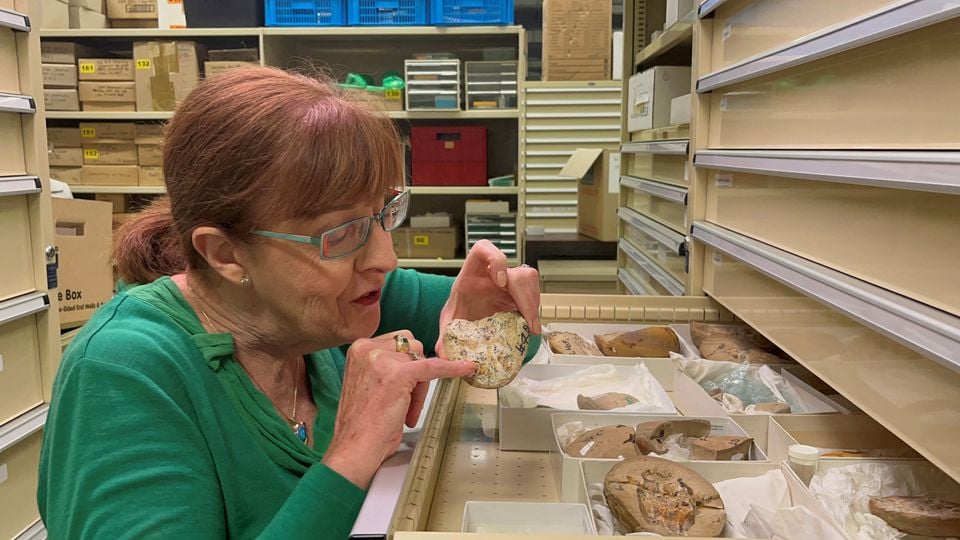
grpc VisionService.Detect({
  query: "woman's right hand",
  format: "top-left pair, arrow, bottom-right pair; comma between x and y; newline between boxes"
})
322,330 -> 475,489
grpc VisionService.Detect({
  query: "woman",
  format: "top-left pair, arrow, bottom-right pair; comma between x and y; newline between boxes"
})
38,67 -> 541,539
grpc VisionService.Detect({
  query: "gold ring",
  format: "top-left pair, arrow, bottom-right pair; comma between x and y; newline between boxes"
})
395,334 -> 410,354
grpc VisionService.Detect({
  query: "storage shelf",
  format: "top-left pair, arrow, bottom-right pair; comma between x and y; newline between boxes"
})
619,239 -> 685,296
694,149 -> 960,195
0,292 -> 49,327
620,175 -> 688,204
262,25 -> 522,36
697,0 -> 727,18
621,139 -> 688,155
0,7 -> 30,32
46,111 -> 173,120
0,176 -> 42,197
0,404 -> 48,454
635,8 -> 695,69
618,206 -> 687,255
408,186 -> 518,195
40,28 -> 260,38
397,258 -> 520,269
70,185 -> 166,194
0,92 -> 36,114
697,0 -> 960,92
15,519 -> 46,540
693,221 -> 960,372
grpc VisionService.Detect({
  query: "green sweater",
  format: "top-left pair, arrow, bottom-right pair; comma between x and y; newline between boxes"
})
38,269 -> 456,539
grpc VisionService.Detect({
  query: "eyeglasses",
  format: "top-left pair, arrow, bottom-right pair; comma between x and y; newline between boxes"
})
252,190 -> 410,260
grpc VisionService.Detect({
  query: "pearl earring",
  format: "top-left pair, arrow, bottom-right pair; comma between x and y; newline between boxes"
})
240,275 -> 251,286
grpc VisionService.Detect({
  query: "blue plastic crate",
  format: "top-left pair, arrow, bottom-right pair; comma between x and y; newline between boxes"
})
266,0 -> 346,26
430,0 -> 513,25
348,0 -> 428,25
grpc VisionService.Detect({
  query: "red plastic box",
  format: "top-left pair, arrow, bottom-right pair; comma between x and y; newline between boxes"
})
411,126 -> 487,186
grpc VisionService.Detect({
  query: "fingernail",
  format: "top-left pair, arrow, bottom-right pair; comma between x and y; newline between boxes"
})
497,270 -> 507,288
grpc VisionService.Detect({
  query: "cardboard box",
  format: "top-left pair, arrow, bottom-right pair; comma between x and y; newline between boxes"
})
94,193 -> 130,213
136,144 -> 162,166
550,412 -> 765,502
208,48 -> 260,62
77,58 -> 135,81
134,122 -> 164,144
42,63 -> 78,88
109,18 -> 157,27
82,143 -> 138,165
41,41 -> 94,64
49,146 -> 83,167
106,0 -> 156,19
410,213 -> 452,228
138,166 -> 163,185
79,121 -> 137,142
133,41 -> 200,111
43,88 -> 80,111
48,127 -> 82,147
69,5 -> 108,27
82,164 -> 139,185
138,166 -> 164,186
69,0 -> 105,11
627,66 -> 692,132
78,81 -> 136,103
560,148 -> 621,242
53,198 -> 114,327
204,60 -> 257,78
82,101 -> 136,112
670,93 -> 691,125
50,167 -> 84,185
157,0 -> 185,29
542,0 -> 612,81
40,0 -> 70,28
392,227 -> 460,259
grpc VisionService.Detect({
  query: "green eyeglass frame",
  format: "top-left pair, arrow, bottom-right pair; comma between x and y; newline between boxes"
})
252,190 -> 410,260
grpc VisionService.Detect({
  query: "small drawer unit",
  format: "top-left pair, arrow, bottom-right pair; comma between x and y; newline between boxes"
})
404,59 -> 461,111
410,126 -> 487,186
466,212 -> 517,257
464,60 -> 517,110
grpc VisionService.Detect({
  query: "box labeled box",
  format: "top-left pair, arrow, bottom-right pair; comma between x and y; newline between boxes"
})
83,143 -> 138,165
157,0 -> 185,28
107,0 -> 156,19
560,148 -> 620,242
138,166 -> 164,186
628,66 -> 692,132
134,122 -> 164,144
410,126 -> 487,186
49,146 -> 83,167
80,121 -> 137,142
48,127 -> 82,147
79,81 -> 136,103
204,60 -> 257,78
53,198 -> 114,327
82,164 -> 139,185
69,5 -> 108,28
43,88 -> 80,111
94,193 -> 130,213
42,64 -> 78,88
41,41 -> 94,64
133,41 -> 200,111
50,167 -> 84,185
542,0 -> 612,81
77,58 -> 135,81
137,144 -> 162,166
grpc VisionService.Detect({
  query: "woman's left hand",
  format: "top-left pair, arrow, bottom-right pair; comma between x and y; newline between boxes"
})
435,240 -> 541,357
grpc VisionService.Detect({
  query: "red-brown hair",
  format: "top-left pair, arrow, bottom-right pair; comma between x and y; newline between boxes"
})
114,67 -> 403,284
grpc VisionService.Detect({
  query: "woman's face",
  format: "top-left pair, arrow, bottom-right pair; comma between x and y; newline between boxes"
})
242,195 -> 399,351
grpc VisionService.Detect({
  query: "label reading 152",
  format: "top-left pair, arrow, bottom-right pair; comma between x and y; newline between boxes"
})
84,149 -> 100,160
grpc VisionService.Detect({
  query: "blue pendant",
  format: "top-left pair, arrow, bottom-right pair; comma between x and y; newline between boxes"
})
292,421 -> 307,443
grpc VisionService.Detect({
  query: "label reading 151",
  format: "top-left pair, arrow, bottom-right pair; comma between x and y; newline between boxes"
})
79,63 -> 95,74
136,59 -> 152,70
81,127 -> 96,138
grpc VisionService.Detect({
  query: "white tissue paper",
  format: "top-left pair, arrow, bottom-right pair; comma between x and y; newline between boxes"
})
500,364 -> 674,413
589,469 -> 843,538
809,462 -> 960,540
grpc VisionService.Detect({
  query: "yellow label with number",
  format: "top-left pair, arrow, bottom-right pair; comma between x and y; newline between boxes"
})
413,235 -> 429,246
136,59 -> 152,70
79,63 -> 95,74
385,89 -> 401,99
83,149 -> 100,160
80,127 -> 96,138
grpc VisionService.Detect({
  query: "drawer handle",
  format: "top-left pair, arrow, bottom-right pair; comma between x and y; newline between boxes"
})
621,175 -> 688,205
0,93 -> 36,115
0,404 -> 48,454
0,176 -> 41,197
698,0 -> 725,18
0,7 -> 30,32
697,0 -> 960,92
692,221 -> 960,371
617,206 -> 687,256
0,292 -> 49,327
621,139 -> 688,155
618,268 -> 658,296
618,239 -> 685,296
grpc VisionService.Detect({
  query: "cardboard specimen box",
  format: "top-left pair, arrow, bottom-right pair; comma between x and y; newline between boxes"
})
53,198 -> 114,327
78,81 -> 136,102
391,227 -> 459,259
41,41 -> 95,64
82,164 -> 139,186
77,58 -> 135,81
204,61 -> 258,78
137,144 -> 162,166
134,41 -> 200,111
42,64 -> 78,88
107,0 -> 157,19
542,0 -> 612,81
138,166 -> 164,186
69,6 -> 109,28
134,122 -> 164,144
80,121 -> 137,142
50,167 -> 83,185
48,127 -> 82,147
627,66 -> 692,132
82,143 -> 139,165
49,147 -> 83,167
43,89 -> 80,111
561,148 -> 621,242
